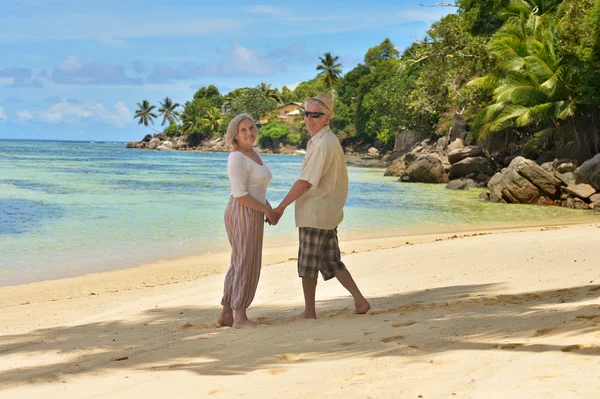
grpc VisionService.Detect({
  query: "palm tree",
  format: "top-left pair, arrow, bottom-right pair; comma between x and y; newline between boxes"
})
257,82 -> 282,104
181,101 -> 203,135
316,52 -> 343,88
134,100 -> 159,133
468,4 -> 581,152
158,97 -> 181,126
201,107 -> 224,132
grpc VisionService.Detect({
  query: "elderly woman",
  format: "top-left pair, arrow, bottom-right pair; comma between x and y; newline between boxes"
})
218,113 -> 276,328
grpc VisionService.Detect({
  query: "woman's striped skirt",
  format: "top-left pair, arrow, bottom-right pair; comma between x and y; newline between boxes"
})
221,196 -> 264,310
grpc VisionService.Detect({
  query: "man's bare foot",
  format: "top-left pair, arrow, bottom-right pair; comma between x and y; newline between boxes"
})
353,299 -> 371,314
296,310 -> 317,319
232,319 -> 258,328
218,315 -> 234,327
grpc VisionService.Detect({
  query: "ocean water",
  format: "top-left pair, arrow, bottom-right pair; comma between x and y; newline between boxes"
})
1,140 -> 597,286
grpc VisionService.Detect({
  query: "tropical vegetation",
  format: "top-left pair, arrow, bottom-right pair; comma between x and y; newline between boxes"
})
134,0 -> 600,162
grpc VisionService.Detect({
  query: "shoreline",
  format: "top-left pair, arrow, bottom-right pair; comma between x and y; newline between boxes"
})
2,218 -> 598,309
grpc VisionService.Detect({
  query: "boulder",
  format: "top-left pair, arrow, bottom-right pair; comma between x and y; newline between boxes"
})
556,162 -> 576,173
446,179 -> 474,190
384,157 -> 406,177
450,111 -> 468,141
448,146 -> 484,164
400,153 -> 448,183
512,157 -> 561,198
447,138 -> 466,153
393,130 -> 430,154
589,193 -> 600,203
126,141 -> 139,148
564,183 -> 596,199
368,147 -> 379,155
448,157 -> 495,180
576,153 -> 600,190
141,134 -> 152,143
555,171 -> 577,186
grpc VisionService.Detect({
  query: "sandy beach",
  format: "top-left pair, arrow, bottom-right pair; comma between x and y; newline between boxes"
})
1,222 -> 599,398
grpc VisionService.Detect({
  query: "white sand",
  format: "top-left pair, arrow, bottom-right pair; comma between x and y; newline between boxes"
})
1,223 -> 599,398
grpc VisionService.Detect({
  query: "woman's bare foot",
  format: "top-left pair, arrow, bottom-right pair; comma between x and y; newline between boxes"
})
218,305 -> 234,327
296,310 -> 317,319
218,315 -> 234,327
353,299 -> 371,314
232,319 -> 258,328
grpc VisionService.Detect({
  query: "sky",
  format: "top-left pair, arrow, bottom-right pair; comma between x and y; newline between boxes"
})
0,0 -> 455,141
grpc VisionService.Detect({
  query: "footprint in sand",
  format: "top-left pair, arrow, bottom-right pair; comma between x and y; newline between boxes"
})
501,343 -> 525,350
279,353 -> 301,361
267,369 -> 289,375
381,335 -> 405,343
392,321 -> 416,328
338,341 -> 358,347
363,331 -> 376,336
560,345 -> 582,352
534,328 -> 556,337
408,345 -> 420,349
575,315 -> 600,321
208,389 -> 226,395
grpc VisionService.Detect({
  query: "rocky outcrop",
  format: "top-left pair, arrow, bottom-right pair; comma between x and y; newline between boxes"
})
484,156 -> 599,210
400,153 -> 449,183
576,153 -> 600,191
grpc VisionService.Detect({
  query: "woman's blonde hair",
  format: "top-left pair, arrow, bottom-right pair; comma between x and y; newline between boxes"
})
225,113 -> 257,149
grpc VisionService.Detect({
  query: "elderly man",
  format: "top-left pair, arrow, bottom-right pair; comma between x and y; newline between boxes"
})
274,93 -> 370,318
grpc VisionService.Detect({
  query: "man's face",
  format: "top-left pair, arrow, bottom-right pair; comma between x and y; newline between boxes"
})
304,102 -> 330,136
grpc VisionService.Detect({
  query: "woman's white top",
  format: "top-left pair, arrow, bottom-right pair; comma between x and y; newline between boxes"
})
227,150 -> 272,204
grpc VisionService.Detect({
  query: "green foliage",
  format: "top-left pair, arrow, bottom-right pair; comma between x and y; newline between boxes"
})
257,120 -> 301,147
134,100 -> 158,132
364,38 -> 400,65
158,97 -> 181,126
458,0 -> 511,35
229,88 -> 277,120
163,123 -> 181,137
193,85 -> 223,107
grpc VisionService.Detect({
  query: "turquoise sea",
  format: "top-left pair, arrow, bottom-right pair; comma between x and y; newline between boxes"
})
1,140 -> 598,286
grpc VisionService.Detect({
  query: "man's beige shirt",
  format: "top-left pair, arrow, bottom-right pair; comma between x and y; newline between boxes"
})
295,126 -> 348,230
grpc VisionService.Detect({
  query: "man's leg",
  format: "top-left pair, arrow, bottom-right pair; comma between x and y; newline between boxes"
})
335,269 -> 371,314
299,277 -> 318,319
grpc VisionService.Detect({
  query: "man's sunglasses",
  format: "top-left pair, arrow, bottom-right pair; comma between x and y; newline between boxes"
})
303,111 -> 325,119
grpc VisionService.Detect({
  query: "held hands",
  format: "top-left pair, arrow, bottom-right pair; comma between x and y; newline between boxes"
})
264,204 -> 285,226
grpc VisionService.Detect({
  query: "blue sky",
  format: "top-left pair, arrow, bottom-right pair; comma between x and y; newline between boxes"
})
0,0 -> 454,141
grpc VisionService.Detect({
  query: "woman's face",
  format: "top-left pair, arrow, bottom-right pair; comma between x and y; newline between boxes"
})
235,119 -> 257,149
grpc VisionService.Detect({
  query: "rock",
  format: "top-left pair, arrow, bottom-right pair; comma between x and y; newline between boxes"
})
556,162 -> 576,173
384,157 -> 406,177
576,153 -> 600,190
479,192 -> 490,201
435,136 -> 448,153
499,169 -> 541,203
401,153 -> 448,183
126,141 -> 139,148
450,111 -> 468,141
535,196 -> 557,206
141,134 -> 152,143
393,130 -> 431,154
541,162 -> 554,173
555,171 -> 577,186
564,183 -> 596,199
448,146 -> 484,164
512,157 -> 561,198
447,138 -> 466,153
446,180 -> 469,190
589,193 -> 600,203
573,198 -> 589,209
448,157 -> 495,180
368,147 -> 379,155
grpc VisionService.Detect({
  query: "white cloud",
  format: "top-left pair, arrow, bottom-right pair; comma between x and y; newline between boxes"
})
98,38 -> 127,48
17,110 -> 34,121
36,99 -> 132,126
0,77 -> 15,86
90,101 -> 132,127
0,106 -> 6,121
247,5 -> 287,16
229,42 -> 273,76
41,100 -> 92,123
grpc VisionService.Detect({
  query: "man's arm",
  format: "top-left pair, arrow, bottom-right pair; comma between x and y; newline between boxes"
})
274,179 -> 312,221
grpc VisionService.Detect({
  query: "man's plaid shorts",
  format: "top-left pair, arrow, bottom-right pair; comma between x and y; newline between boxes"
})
298,227 -> 347,280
